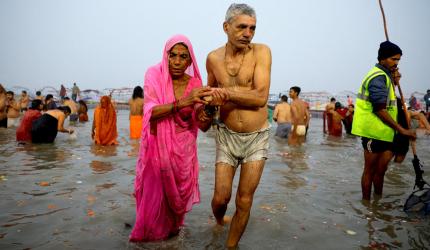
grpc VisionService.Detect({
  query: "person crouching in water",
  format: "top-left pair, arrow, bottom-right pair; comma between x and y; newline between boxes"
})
92,96 -> 118,145
78,100 -> 89,122
351,41 -> 416,200
63,97 -> 79,122
31,106 -> 75,143
16,99 -> 43,142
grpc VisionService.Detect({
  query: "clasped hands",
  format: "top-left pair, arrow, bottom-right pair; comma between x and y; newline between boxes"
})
186,87 -> 229,122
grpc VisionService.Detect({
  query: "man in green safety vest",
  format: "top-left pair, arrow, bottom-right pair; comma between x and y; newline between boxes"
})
352,41 -> 416,201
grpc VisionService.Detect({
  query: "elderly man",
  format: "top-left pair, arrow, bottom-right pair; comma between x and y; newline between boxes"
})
352,41 -> 416,200
202,3 -> 271,248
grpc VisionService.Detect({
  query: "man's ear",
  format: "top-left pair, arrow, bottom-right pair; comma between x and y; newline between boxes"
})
223,22 -> 228,33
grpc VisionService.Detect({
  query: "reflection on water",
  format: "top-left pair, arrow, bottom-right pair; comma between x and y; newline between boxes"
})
0,111 -> 429,249
90,161 -> 114,174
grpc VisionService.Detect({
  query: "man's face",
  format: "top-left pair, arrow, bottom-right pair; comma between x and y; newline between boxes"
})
380,54 -> 401,72
6,93 -> 13,100
224,15 -> 256,49
289,89 -> 296,99
168,43 -> 191,78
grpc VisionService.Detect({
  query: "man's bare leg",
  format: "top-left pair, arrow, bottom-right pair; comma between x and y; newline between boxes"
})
372,150 -> 394,196
362,150 -> 379,200
226,160 -> 265,248
212,163 -> 236,225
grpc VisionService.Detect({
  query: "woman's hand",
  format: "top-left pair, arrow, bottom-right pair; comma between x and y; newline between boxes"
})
179,86 -> 213,108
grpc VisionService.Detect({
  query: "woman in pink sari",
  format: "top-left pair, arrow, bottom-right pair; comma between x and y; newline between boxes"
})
130,35 -> 213,242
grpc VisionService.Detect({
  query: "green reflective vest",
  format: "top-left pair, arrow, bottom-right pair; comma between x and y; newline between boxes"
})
351,66 -> 398,142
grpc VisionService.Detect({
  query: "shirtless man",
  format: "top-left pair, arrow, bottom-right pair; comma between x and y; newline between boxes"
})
63,97 -> 78,121
35,91 -> 44,102
19,91 -> 30,112
128,86 -> 144,139
273,95 -> 292,139
6,91 -> 21,128
204,3 -> 272,248
0,84 -> 7,128
288,86 -> 310,145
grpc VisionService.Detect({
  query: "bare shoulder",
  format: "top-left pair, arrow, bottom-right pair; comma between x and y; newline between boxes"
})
252,43 -> 271,55
207,46 -> 225,63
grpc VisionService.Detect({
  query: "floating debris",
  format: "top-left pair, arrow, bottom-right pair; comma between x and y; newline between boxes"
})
346,230 -> 357,235
39,181 -> 50,187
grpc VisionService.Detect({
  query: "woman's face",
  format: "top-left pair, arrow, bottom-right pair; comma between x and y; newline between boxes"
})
168,43 -> 191,78
101,98 -> 108,108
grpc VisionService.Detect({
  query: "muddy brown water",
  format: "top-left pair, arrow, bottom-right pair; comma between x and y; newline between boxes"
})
0,110 -> 429,249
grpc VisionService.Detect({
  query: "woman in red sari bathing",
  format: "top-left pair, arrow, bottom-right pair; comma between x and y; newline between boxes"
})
130,35 -> 213,241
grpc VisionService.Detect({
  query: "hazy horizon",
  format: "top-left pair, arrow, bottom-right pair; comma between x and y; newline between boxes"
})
1,0 -> 429,95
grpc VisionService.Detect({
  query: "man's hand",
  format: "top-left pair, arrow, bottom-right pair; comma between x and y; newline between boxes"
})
399,128 -> 417,140
392,68 -> 401,86
208,88 -> 230,106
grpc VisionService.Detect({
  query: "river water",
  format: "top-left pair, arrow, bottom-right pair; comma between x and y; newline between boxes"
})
0,110 -> 429,249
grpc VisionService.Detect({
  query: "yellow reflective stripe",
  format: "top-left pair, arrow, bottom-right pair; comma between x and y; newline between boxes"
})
356,93 -> 369,101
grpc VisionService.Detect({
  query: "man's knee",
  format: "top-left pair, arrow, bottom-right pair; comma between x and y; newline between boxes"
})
235,194 -> 253,212
212,191 -> 231,206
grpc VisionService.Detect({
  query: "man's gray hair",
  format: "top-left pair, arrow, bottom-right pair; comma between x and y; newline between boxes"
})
225,3 -> 256,23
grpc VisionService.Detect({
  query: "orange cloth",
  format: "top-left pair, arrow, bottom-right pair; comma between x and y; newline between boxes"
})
79,113 -> 88,122
130,115 -> 143,139
94,96 -> 118,145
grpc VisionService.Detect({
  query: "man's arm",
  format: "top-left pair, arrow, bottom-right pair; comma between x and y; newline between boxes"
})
10,100 -> 20,111
273,105 -> 279,122
224,45 -> 272,108
206,53 -> 218,88
368,76 -> 415,139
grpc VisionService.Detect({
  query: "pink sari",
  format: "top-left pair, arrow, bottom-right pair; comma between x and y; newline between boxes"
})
130,35 -> 202,242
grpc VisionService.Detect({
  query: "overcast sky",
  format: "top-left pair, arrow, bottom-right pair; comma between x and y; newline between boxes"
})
1,0 -> 429,95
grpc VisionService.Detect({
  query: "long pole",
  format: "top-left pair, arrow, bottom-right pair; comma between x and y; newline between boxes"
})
377,0 -> 417,156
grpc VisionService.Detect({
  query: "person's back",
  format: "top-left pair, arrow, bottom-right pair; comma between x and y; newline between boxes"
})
274,102 -> 291,123
328,102 -> 344,137
32,106 -> 73,143
273,95 -> 292,138
16,100 -> 43,142
129,86 -> 144,139
129,97 -> 143,116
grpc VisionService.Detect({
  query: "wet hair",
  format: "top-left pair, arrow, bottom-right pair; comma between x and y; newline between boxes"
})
45,94 -> 53,101
225,3 -> 256,23
290,86 -> 301,95
281,95 -> 288,102
79,100 -> 88,112
36,91 -> 41,96
6,91 -> 14,96
132,86 -> 143,99
30,99 -> 43,110
330,97 -> 336,102
58,106 -> 71,114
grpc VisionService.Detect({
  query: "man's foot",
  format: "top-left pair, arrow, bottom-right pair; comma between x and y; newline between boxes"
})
215,215 -> 231,226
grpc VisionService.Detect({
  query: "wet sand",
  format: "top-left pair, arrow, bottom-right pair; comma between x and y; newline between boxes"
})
0,110 -> 429,249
